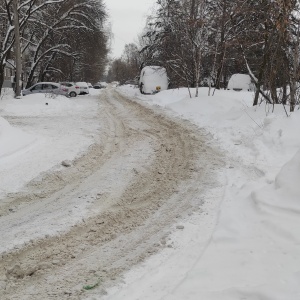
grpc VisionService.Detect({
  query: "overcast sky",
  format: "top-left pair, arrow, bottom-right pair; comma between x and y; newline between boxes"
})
105,0 -> 155,58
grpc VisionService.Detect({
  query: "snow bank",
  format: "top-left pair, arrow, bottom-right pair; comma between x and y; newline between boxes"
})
0,116 -> 37,159
2,93 -> 96,117
0,92 -> 101,195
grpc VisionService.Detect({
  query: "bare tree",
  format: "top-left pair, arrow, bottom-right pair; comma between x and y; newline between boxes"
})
24,0 -> 108,87
139,0 -> 300,110
0,0 -> 67,94
0,0 -> 109,94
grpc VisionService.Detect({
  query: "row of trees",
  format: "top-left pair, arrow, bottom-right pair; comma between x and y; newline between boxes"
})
108,0 -> 300,111
106,43 -> 141,84
0,0 -> 109,95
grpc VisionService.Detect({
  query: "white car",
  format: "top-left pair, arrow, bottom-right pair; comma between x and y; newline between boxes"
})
75,82 -> 89,95
99,82 -> 108,88
60,82 -> 80,97
227,74 -> 255,91
139,66 -> 168,94
22,82 -> 69,97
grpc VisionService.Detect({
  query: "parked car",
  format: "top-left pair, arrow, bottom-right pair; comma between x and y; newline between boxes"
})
99,82 -> 108,88
93,84 -> 100,89
111,81 -> 119,87
22,82 -> 68,97
94,82 -> 108,89
87,82 -> 93,88
60,82 -> 80,97
75,82 -> 89,95
139,66 -> 168,94
227,74 -> 255,91
93,83 -> 101,89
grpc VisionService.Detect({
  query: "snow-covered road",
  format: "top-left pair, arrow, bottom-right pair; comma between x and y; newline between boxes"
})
0,88 -> 224,299
2,86 -> 299,300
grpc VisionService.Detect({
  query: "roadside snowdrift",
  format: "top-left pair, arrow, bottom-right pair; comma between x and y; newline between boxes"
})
0,90 -> 102,195
0,116 -> 37,159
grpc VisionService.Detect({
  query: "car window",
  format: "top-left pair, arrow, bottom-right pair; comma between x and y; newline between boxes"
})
31,84 -> 43,90
43,84 -> 52,89
61,83 -> 71,87
51,85 -> 58,89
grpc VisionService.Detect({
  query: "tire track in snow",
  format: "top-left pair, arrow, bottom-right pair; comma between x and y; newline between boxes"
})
0,88 -> 224,299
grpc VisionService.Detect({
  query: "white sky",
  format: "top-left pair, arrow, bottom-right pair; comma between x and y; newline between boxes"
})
105,0 -> 155,58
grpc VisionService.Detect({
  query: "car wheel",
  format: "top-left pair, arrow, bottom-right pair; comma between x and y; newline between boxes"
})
69,91 -> 77,97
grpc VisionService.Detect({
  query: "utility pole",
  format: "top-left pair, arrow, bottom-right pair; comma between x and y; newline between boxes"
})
13,0 -> 22,98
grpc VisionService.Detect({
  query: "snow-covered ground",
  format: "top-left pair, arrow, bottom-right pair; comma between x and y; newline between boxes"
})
104,86 -> 300,300
0,88 -> 103,197
1,86 -> 300,299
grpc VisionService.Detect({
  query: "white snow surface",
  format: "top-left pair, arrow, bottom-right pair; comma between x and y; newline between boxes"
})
0,89 -> 102,196
1,86 -> 300,299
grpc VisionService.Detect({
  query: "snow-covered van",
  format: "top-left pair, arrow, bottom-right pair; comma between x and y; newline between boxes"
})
139,66 -> 168,94
227,74 -> 255,91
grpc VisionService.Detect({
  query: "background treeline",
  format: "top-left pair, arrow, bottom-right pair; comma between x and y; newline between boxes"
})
108,0 -> 300,111
0,0 -> 109,92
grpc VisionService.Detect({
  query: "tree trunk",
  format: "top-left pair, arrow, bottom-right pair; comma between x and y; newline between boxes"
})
26,68 -> 35,88
0,65 -> 4,96
270,84 -> 278,104
13,0 -> 22,98
282,85 -> 287,105
195,50 -> 200,97
253,44 -> 269,106
215,2 -> 226,90
290,79 -> 296,112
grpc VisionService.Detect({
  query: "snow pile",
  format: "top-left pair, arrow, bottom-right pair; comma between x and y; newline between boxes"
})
0,116 -> 37,159
0,92 -> 102,195
108,85 -> 300,300
2,93 -> 97,117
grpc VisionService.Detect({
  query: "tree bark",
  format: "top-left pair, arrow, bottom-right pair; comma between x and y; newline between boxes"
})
13,0 -> 22,98
0,66 -> 4,96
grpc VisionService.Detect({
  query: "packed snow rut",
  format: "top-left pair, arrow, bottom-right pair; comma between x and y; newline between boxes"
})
0,88 -> 224,299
